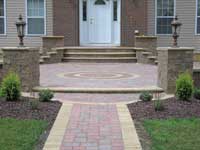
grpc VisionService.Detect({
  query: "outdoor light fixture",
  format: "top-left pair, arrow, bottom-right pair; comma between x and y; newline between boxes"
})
134,30 -> 140,36
171,16 -> 182,47
16,14 -> 26,47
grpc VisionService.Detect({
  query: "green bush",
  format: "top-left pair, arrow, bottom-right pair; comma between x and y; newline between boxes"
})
0,72 -> 21,101
39,89 -> 54,102
193,88 -> 200,100
139,92 -> 153,102
176,72 -> 193,101
154,100 -> 165,111
30,100 -> 39,110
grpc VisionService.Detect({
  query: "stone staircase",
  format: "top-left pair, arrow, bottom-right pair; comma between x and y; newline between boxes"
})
140,51 -> 158,65
62,47 -> 137,63
40,48 -> 63,64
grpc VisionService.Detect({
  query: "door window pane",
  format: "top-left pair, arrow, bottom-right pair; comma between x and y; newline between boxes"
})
83,1 -> 87,21
113,1 -> 117,21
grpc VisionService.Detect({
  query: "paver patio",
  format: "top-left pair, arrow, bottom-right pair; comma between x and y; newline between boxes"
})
40,63 -> 157,89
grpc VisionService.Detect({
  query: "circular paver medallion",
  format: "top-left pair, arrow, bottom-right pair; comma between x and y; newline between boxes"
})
58,72 -> 139,80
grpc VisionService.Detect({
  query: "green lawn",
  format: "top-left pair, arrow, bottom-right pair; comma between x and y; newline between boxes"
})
144,118 -> 200,150
0,118 -> 47,150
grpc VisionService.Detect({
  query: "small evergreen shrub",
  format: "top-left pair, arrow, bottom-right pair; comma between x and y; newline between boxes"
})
139,92 -> 153,102
176,72 -> 193,101
154,100 -> 165,111
30,100 -> 39,110
39,89 -> 54,102
1,72 -> 21,101
193,88 -> 200,100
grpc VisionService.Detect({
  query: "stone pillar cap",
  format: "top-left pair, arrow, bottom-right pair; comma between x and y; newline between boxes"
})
157,47 -> 194,51
1,47 -> 38,51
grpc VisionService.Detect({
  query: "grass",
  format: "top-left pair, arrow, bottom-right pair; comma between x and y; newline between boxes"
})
144,118 -> 200,150
0,118 -> 48,150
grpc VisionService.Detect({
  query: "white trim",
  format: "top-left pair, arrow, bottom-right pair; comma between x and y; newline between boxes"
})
155,0 -> 176,35
25,0 -> 46,36
0,0 -> 6,35
79,0 -> 121,46
195,0 -> 200,35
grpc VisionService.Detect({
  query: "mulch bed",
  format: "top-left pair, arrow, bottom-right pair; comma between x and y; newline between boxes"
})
127,98 -> 200,150
0,97 -> 62,150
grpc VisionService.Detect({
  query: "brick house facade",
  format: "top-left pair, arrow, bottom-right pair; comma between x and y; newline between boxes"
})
0,0 -> 200,49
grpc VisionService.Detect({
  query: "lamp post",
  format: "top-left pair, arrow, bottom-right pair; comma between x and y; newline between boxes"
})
16,14 -> 26,47
171,16 -> 182,47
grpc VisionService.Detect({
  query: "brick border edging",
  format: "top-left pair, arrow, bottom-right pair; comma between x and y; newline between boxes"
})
117,104 -> 142,150
43,103 -> 73,150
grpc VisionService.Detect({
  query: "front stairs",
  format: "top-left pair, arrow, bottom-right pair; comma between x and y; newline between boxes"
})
62,47 -> 137,63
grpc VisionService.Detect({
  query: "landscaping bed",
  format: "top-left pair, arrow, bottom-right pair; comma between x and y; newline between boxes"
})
0,98 -> 62,150
128,98 -> 200,150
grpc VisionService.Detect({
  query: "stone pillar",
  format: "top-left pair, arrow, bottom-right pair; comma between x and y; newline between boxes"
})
157,47 -> 194,94
135,36 -> 157,55
2,47 -> 40,92
42,36 -> 64,54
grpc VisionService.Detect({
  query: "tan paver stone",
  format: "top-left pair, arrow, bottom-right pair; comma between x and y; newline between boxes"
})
43,103 -> 73,150
117,104 -> 142,150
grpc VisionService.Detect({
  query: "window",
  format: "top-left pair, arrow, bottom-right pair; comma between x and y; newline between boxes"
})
156,0 -> 175,34
94,0 -> 106,5
197,0 -> 200,34
0,0 -> 5,34
113,1 -> 117,21
83,0 -> 87,21
27,0 -> 45,35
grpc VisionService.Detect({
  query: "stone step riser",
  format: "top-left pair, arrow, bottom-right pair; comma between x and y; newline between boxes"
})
63,53 -> 136,58
64,49 -> 136,53
62,58 -> 137,63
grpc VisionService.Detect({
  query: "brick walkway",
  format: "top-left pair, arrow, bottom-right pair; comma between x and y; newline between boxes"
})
60,104 -> 124,150
44,103 -> 142,150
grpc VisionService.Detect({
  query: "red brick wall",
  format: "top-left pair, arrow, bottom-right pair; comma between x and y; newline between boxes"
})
53,0 -> 147,46
53,0 -> 79,46
121,0 -> 148,46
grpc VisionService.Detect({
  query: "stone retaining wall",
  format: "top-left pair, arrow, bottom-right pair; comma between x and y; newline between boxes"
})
2,47 -> 40,92
157,47 -> 194,94
135,36 -> 157,55
193,69 -> 200,87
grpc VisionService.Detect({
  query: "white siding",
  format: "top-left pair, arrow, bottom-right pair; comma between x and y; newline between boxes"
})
0,0 -> 53,47
148,0 -> 200,50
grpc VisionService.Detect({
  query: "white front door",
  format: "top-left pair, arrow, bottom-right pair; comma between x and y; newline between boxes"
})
88,0 -> 112,44
79,0 -> 121,46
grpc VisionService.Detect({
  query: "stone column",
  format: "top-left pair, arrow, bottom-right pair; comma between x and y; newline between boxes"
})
2,47 -> 40,92
157,47 -> 194,94
135,36 -> 157,55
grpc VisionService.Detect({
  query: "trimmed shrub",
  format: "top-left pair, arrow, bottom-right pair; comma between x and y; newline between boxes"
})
39,89 -> 54,102
30,100 -> 39,110
139,92 -> 153,102
193,88 -> 200,100
176,72 -> 193,101
1,72 -> 21,101
154,100 -> 165,111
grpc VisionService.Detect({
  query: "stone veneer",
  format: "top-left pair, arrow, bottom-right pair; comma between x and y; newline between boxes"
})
193,69 -> 200,87
157,47 -> 194,94
42,36 -> 64,54
2,47 -> 40,92
135,36 -> 157,55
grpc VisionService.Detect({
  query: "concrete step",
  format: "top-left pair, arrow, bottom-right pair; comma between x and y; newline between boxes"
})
62,57 -> 137,63
148,56 -> 157,60
62,47 -> 136,53
33,86 -> 164,94
142,52 -> 152,55
63,52 -> 136,58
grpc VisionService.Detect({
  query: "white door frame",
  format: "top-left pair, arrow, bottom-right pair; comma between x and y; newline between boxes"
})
79,0 -> 121,46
